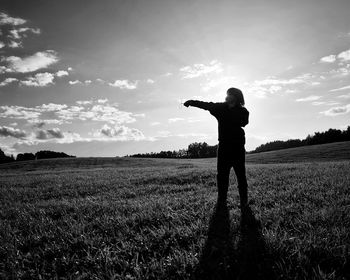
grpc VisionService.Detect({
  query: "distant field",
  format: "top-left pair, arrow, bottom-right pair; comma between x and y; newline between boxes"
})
246,141 -> 350,164
0,143 -> 349,279
1,141 -> 349,173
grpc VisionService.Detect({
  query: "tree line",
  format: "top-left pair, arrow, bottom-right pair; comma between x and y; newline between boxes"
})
0,150 -> 75,164
129,142 -> 218,158
129,126 -> 350,158
251,126 -> 350,153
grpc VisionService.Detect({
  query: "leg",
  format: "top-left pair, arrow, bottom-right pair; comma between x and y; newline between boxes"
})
232,150 -> 248,207
217,155 -> 232,203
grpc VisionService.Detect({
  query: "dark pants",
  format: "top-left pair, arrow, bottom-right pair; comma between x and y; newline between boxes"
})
216,142 -> 248,205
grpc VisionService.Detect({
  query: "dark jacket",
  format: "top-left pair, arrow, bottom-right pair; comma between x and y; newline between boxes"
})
190,101 -> 249,145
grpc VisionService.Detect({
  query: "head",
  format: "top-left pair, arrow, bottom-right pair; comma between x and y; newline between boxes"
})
225,87 -> 245,107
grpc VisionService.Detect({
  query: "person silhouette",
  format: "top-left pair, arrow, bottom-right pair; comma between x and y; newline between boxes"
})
184,87 -> 249,208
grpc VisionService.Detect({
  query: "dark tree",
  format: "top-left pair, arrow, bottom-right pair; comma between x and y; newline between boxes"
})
35,150 -> 75,159
129,142 -> 218,158
0,148 -> 15,164
16,153 -> 36,161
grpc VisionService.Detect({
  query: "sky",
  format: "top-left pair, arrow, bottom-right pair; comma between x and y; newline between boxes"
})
0,0 -> 350,157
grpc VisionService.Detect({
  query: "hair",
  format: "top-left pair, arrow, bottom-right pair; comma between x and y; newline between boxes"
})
227,87 -> 245,107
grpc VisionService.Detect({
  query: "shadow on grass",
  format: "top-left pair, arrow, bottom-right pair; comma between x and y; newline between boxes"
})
193,201 -> 276,280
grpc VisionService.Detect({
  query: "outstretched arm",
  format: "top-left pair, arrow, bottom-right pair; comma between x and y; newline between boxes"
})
184,100 -> 217,111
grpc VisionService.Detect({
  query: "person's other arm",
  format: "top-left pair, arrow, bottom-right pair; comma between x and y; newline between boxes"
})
240,108 -> 249,127
231,107 -> 249,127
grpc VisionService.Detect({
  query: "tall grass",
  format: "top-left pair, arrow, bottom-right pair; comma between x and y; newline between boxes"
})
0,157 -> 349,279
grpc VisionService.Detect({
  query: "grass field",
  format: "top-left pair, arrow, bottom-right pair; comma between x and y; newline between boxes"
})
0,142 -> 349,279
246,141 -> 350,164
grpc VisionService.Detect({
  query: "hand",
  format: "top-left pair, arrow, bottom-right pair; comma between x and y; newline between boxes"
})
184,100 -> 192,107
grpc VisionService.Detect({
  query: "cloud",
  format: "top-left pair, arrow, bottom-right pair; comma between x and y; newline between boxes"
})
76,100 -> 92,105
20,72 -> 55,87
35,128 -> 64,140
0,13 -> 41,51
168,117 -> 185,123
16,125 -> 148,146
180,60 -> 223,79
134,113 -> 145,118
311,101 -> 325,106
17,125 -> 149,146
69,80 -> 82,85
0,41 -> 4,48
200,76 -> 238,91
40,103 -> 68,111
327,63 -> 350,77
268,85 -> 283,92
54,132 -> 83,144
146,79 -> 155,84
32,121 -> 46,128
254,78 -> 304,86
0,105 -> 41,120
0,66 -> 10,74
0,101 -> 143,132
153,130 -> 208,139
56,70 -> 69,77
161,72 -> 173,77
0,78 -> 18,87
0,104 -> 66,125
150,121 -> 161,126
175,133 -> 209,138
246,84 -> 287,98
312,101 -> 340,106
296,95 -> 321,102
3,50 -> 59,73
108,79 -> 138,89
0,12 -> 26,25
8,41 -> 22,48
320,54 -> 336,63
22,27 -> 40,34
76,104 -> 137,124
30,119 -> 65,126
338,49 -> 350,61
319,49 -> 350,64
0,126 -> 27,139
187,118 -> 201,123
247,74 -> 314,98
96,78 -> 105,83
329,85 -> 350,92
97,98 -> 108,104
38,101 -> 139,125
8,27 -> 40,40
321,104 -> 350,116
69,79 -> 94,86
15,129 -> 83,145
154,130 -> 171,138
95,124 -> 145,141
337,93 -> 350,99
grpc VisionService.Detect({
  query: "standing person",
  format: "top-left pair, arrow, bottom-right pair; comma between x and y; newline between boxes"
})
184,88 -> 249,208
